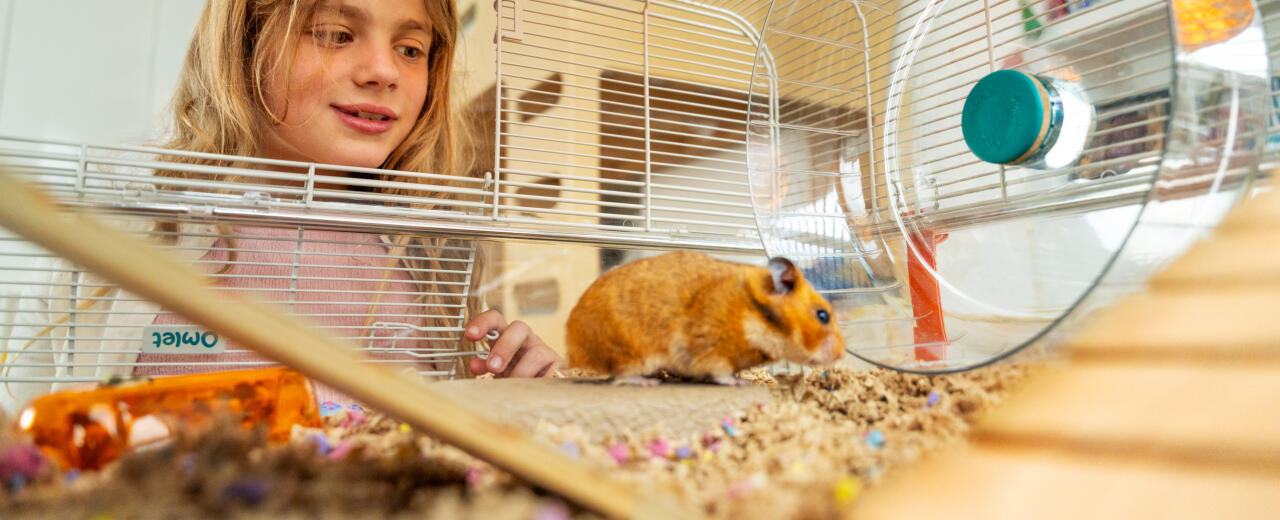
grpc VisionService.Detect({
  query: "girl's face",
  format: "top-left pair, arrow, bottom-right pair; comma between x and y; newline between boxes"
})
262,0 -> 433,169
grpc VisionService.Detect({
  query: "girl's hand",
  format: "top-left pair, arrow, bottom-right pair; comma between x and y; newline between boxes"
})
465,309 -> 563,378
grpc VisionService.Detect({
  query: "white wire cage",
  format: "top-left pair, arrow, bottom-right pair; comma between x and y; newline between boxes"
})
746,0 -> 1271,372
0,0 -> 1277,408
498,0 -> 1272,372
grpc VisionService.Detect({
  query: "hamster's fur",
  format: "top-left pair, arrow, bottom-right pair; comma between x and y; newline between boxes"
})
566,251 -> 844,381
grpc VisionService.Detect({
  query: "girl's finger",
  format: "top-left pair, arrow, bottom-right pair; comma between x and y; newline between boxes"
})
469,357 -> 489,376
500,345 -> 528,378
465,309 -> 508,341
486,320 -> 532,373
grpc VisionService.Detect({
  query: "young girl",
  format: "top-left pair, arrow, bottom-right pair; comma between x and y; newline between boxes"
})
2,0 -> 560,409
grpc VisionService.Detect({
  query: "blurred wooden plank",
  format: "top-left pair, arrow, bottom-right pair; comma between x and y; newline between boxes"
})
855,445 -> 1280,520
977,363 -> 1280,470
1067,290 -> 1280,360
1218,187 -> 1279,232
1153,234 -> 1280,287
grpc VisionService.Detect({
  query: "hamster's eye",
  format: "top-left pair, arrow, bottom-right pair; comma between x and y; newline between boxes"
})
816,309 -> 830,324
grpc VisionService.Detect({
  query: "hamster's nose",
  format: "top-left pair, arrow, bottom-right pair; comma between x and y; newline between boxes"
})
828,335 -> 845,362
810,335 -> 844,365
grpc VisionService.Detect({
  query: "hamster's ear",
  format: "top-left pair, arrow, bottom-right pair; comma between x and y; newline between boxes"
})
768,257 -> 798,295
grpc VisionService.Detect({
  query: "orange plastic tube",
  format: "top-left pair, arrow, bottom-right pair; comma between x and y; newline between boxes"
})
15,367 -> 321,470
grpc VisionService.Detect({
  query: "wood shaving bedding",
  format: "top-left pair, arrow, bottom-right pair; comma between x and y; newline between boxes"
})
0,364 -> 1033,519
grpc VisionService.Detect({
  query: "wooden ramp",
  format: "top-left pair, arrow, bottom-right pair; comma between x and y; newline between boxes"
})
856,185 -> 1280,519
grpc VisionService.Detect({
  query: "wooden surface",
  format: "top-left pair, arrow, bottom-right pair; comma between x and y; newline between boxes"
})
1066,290 -> 1280,360
857,184 -> 1280,519
856,446 -> 1280,520
0,174 -> 697,520
979,362 -> 1280,470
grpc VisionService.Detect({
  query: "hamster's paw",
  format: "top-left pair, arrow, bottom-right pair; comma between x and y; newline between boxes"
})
711,375 -> 753,387
609,375 -> 661,387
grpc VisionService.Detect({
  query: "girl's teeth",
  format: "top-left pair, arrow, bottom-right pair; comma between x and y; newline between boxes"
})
356,111 -> 388,121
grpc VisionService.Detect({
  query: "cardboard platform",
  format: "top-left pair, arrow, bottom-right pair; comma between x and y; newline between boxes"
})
429,377 -> 773,441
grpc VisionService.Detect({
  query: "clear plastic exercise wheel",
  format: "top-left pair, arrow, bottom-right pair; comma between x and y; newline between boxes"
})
746,0 -> 1269,372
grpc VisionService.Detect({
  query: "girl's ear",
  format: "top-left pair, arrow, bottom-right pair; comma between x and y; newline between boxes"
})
768,257 -> 798,295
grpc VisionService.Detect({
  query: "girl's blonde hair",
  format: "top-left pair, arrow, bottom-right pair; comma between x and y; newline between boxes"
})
158,0 -> 483,375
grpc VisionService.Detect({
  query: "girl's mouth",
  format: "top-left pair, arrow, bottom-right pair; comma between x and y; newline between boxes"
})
348,110 -> 389,121
332,105 -> 396,135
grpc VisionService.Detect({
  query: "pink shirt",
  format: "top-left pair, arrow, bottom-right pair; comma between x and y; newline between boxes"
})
135,225 -> 450,403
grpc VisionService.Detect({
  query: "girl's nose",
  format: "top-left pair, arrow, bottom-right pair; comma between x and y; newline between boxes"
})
352,43 -> 399,90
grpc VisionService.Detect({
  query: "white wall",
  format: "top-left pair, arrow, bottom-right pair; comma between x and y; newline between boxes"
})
0,0 -> 204,145
0,0 -> 206,313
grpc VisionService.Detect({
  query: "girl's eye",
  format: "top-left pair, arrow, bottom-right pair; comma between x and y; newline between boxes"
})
312,28 -> 353,46
397,45 -> 425,60
816,309 -> 830,325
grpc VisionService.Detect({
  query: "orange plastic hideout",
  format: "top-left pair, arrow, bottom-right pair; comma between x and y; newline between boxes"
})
14,367 -> 321,470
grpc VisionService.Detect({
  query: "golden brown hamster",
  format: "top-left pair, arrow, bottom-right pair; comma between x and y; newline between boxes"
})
566,251 -> 845,385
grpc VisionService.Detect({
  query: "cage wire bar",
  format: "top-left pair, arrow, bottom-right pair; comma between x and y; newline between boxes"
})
0,0 -> 1277,392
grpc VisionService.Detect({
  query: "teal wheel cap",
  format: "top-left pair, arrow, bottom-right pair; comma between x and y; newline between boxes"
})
962,70 -> 1051,165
